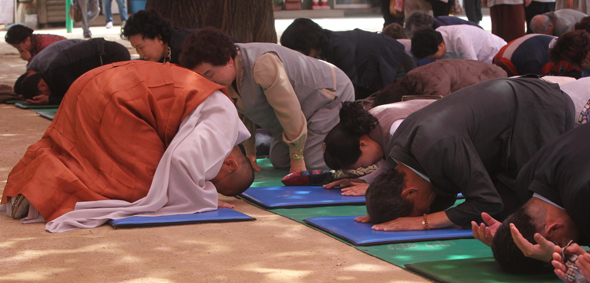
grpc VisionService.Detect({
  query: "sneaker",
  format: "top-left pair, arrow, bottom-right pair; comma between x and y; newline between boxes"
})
106,21 -> 113,29
11,194 -> 30,219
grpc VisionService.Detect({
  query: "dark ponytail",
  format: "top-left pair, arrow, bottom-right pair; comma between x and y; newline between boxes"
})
323,102 -> 378,170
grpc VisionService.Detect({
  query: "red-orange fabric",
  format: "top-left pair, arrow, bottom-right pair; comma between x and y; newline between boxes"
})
1,61 -> 226,221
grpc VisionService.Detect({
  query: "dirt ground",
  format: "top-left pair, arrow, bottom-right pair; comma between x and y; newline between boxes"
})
0,25 -> 431,283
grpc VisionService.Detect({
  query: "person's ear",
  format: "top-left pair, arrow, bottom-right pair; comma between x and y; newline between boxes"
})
401,187 -> 418,201
224,157 -> 238,171
545,223 -> 564,238
227,57 -> 234,67
25,36 -> 31,46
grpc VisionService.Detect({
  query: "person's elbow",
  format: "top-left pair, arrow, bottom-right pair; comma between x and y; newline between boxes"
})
481,201 -> 504,216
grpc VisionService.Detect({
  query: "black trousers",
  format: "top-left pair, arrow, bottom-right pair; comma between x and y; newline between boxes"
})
429,0 -> 455,17
464,0 -> 482,23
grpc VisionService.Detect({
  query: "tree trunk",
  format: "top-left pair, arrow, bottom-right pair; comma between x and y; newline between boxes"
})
145,0 -> 277,43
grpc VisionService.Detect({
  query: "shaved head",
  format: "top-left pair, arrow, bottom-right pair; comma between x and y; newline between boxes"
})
214,146 -> 255,196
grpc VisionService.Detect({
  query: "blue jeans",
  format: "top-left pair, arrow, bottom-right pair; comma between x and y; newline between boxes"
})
104,0 -> 128,23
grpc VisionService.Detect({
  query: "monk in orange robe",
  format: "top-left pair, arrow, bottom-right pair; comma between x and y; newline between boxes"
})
1,60 -> 253,231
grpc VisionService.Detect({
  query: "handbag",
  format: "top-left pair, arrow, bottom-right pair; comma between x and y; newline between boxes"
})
69,0 -> 82,23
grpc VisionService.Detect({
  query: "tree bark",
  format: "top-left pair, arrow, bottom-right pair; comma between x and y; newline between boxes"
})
145,0 -> 277,43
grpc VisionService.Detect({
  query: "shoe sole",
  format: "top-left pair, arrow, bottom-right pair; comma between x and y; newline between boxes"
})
11,195 -> 30,219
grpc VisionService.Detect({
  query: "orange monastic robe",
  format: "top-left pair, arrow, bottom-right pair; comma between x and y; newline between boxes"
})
1,61 -> 225,221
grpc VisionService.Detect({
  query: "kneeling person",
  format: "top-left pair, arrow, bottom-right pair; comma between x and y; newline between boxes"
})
180,28 -> 355,173
411,25 -> 506,63
363,77 -> 575,231
1,61 -> 254,232
17,38 -> 130,105
470,123 -> 590,275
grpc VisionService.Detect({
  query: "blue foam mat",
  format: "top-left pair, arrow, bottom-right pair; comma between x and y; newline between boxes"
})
109,208 -> 255,228
240,186 -> 365,209
304,215 -> 473,246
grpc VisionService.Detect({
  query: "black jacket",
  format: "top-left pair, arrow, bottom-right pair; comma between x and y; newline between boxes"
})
43,38 -> 130,104
164,28 -> 197,64
516,123 -> 590,243
320,29 -> 405,99
387,78 -> 575,226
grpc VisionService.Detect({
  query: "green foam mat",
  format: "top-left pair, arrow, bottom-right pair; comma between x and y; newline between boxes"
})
405,257 -> 561,283
4,99 -> 26,104
36,108 -> 57,121
251,158 -> 289,187
15,102 -> 60,109
34,108 -> 58,114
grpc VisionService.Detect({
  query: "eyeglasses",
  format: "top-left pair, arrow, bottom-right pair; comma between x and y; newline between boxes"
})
213,169 -> 236,187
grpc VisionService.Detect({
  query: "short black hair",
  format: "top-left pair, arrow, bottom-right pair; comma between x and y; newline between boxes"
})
491,206 -> 553,274
121,9 -> 172,43
323,102 -> 379,170
365,168 -> 412,224
20,72 -> 43,100
411,29 -> 443,59
179,27 -> 237,70
13,72 -> 29,95
5,24 -> 34,45
280,18 -> 324,55
405,11 -> 435,37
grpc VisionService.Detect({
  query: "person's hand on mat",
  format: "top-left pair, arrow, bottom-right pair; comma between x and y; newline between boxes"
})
290,157 -> 306,173
218,200 -> 235,209
354,215 -> 372,223
372,216 -> 424,231
471,212 -> 501,247
511,223 -> 555,262
323,178 -> 366,189
26,94 -> 49,105
341,182 -> 370,196
247,154 -> 261,172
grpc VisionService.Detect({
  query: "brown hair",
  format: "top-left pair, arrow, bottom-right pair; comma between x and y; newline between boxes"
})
549,30 -> 590,66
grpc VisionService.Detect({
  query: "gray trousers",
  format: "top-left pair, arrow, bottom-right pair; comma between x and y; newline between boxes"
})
78,0 -> 100,37
269,82 -> 355,170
